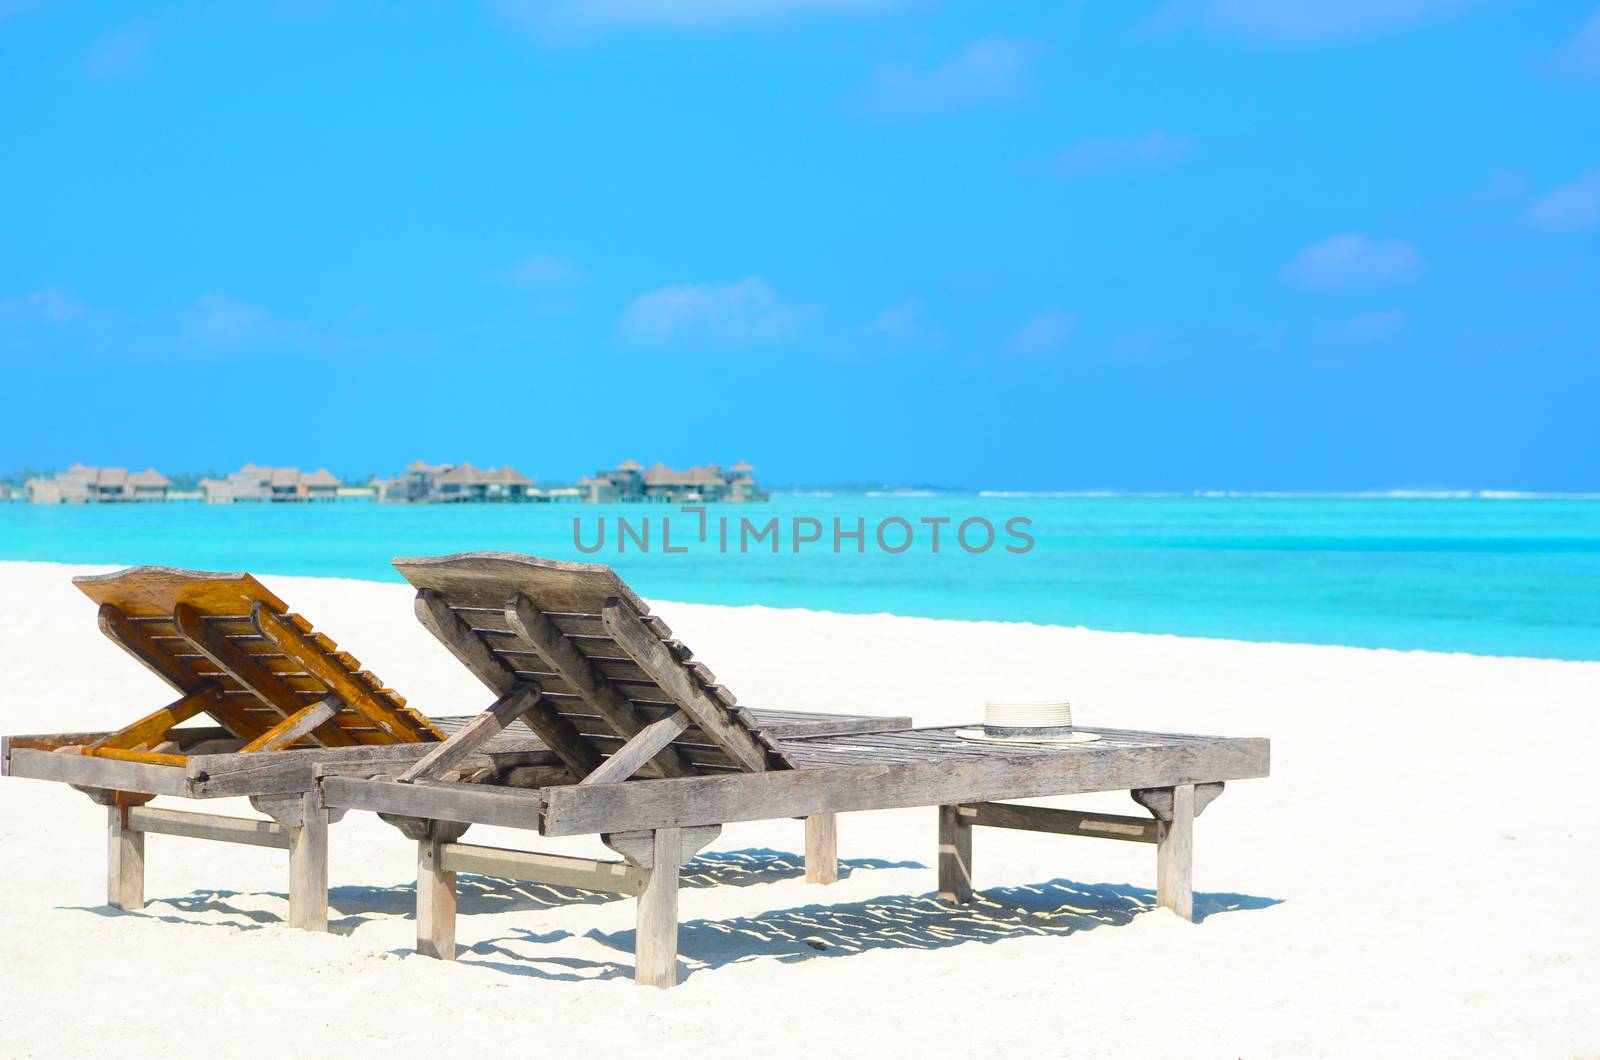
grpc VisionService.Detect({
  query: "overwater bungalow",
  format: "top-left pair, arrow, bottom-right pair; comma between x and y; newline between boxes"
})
371,460 -> 536,502
201,465 -> 343,503
25,465 -> 172,504
578,459 -> 765,503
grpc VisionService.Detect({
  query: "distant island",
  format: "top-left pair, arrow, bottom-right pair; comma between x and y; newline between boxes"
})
10,459 -> 767,505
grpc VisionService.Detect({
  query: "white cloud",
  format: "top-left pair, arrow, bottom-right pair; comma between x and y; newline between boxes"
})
499,251 -> 586,288
1046,131 -> 1192,177
617,278 -> 813,348
1106,327 -> 1174,361
862,37 -> 1033,116
492,0 -> 898,35
180,293 -> 347,354
1186,0 -> 1473,41
1528,167 -> 1600,233
85,28 -> 149,79
862,299 -> 943,350
1008,310 -> 1074,356
0,287 -> 87,322
181,294 -> 274,348
1552,5 -> 1600,79
0,0 -> 41,22
1335,310 -> 1405,343
1283,234 -> 1422,292
1459,168 -> 1527,207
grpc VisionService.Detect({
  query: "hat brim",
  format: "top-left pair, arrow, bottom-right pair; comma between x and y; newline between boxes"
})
953,728 -> 1101,746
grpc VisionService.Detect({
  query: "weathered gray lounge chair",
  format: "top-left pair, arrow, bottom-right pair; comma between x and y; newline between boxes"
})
317,552 -> 1271,987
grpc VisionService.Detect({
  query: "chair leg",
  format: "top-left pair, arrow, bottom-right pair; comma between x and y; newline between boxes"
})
417,838 -> 457,960
805,813 -> 838,885
107,804 -> 145,911
937,804 -> 972,903
287,791 -> 329,932
634,827 -> 682,988
1156,783 -> 1195,921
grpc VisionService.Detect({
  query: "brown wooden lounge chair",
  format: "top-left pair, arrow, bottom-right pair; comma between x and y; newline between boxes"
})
318,552 -> 1272,987
0,566 -> 911,932
0,566 -> 450,928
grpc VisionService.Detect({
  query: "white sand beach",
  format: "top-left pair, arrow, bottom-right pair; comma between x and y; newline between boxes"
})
1,560 -> 1596,1058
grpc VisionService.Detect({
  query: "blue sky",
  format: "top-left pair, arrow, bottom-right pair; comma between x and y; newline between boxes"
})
1,1 -> 1597,491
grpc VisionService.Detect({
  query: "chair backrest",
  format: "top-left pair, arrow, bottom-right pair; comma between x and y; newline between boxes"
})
74,567 -> 441,748
392,552 -> 793,778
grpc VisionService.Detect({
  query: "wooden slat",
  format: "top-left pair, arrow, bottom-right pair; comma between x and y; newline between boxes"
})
173,603 -> 355,746
580,710 -> 691,786
538,737 -> 1271,836
958,801 -> 1159,843
575,732 -> 742,768
427,708 -> 914,743
398,686 -> 539,783
188,743 -> 443,797
5,731 -> 115,771
393,552 -> 650,617
240,698 -> 340,753
506,593 -> 696,779
757,714 -> 915,738
87,687 -> 221,753
601,599 -> 775,774
454,605 -> 674,642
74,566 -> 289,619
98,604 -> 264,741
414,589 -> 601,778
87,746 -> 188,767
252,602 -> 436,744
5,747 -> 190,795
416,589 -> 521,693
438,843 -> 644,895
96,604 -> 207,694
319,775 -> 544,830
492,649 -> 656,687
126,806 -> 291,849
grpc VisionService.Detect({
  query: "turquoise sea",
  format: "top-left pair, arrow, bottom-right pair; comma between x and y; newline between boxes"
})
2,496 -> 1597,661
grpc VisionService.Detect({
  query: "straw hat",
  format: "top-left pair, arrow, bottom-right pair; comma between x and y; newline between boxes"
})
955,698 -> 1100,746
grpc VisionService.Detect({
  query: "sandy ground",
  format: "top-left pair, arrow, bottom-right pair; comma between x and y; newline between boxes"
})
0,560 -> 1596,1058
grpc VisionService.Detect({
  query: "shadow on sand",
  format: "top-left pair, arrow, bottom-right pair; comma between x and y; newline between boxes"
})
64,848 -> 922,936
589,878 -> 1280,979
67,849 -> 1281,983
460,877 -> 1280,983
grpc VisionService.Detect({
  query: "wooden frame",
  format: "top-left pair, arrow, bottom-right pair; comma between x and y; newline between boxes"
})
4,705 -> 912,938
318,726 -> 1269,987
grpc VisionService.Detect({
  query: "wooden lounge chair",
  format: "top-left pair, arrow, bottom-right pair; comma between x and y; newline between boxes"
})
0,565 -> 913,933
317,552 -> 1272,987
1,567 -> 443,928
